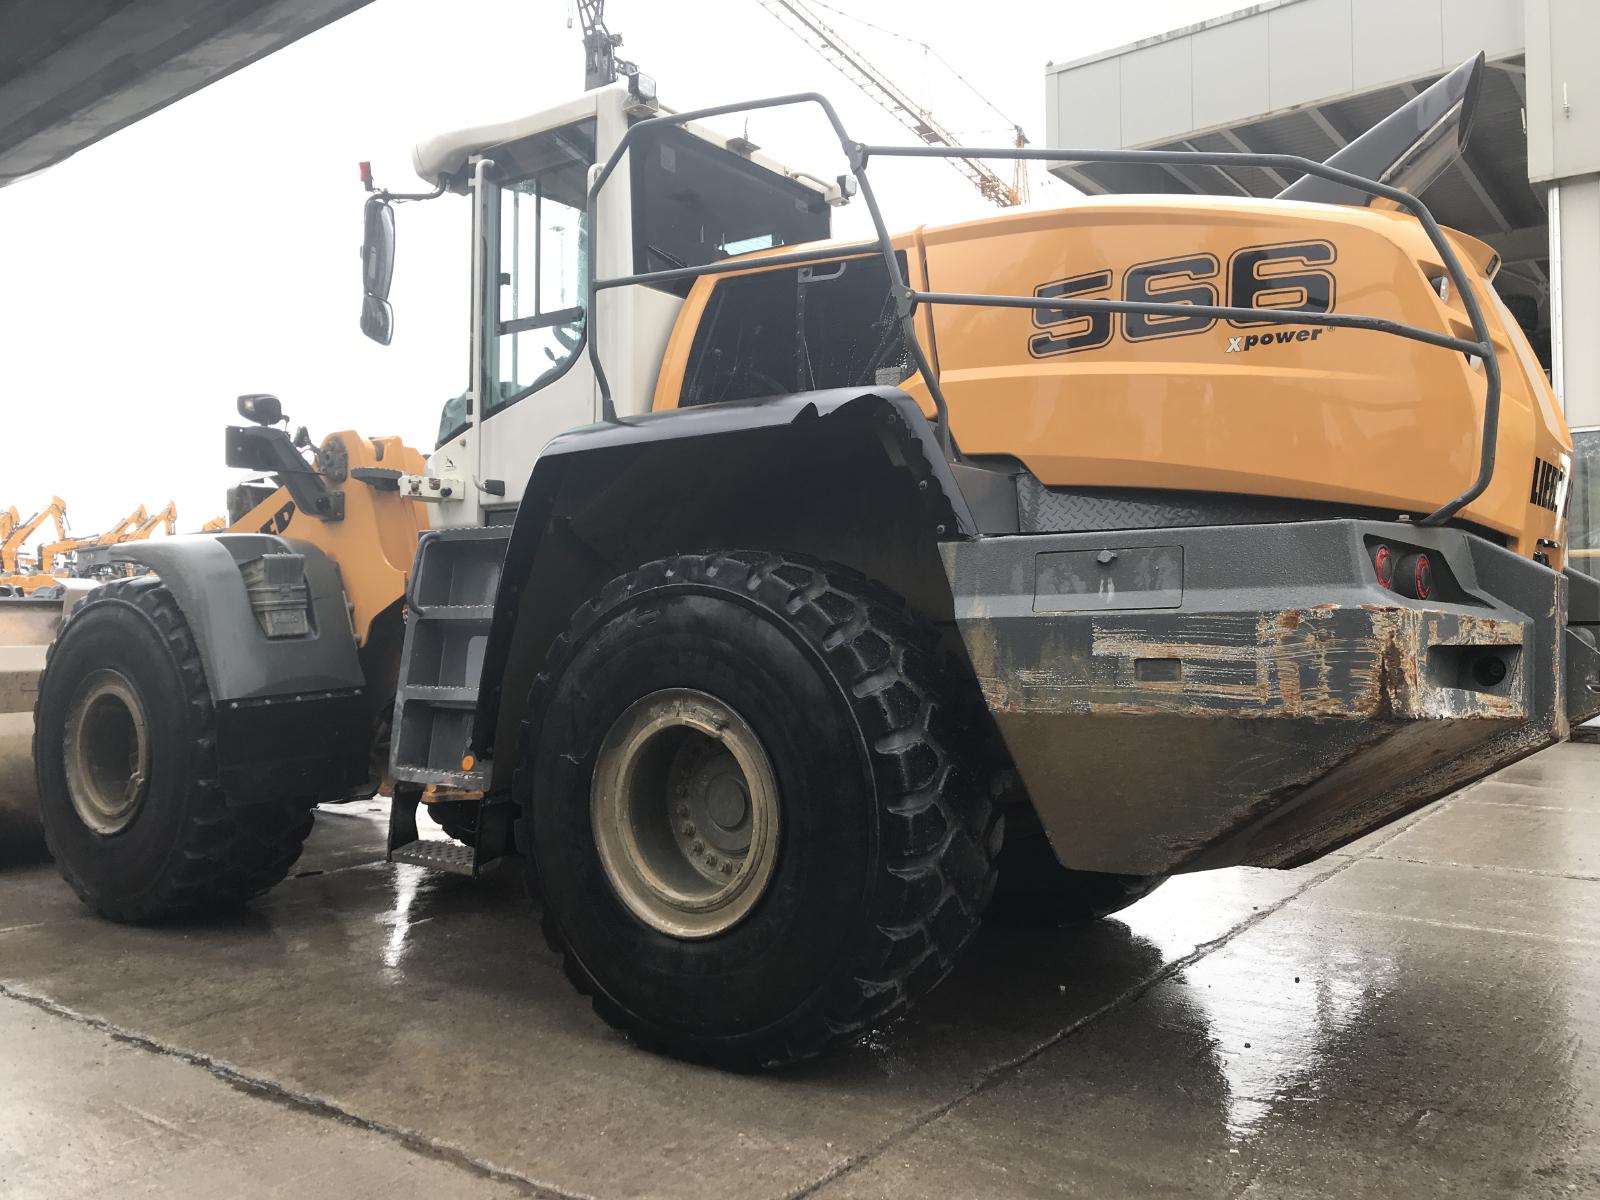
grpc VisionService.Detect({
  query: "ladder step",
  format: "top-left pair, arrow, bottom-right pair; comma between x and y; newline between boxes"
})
404,685 -> 480,705
411,604 -> 495,622
390,839 -> 477,874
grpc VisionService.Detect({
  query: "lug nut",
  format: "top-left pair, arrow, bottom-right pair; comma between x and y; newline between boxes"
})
676,804 -> 690,817
692,840 -> 704,853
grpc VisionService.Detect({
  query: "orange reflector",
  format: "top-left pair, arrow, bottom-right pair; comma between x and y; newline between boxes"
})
461,754 -> 476,771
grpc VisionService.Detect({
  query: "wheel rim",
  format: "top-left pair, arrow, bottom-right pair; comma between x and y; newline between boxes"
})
62,668 -> 151,836
591,689 -> 780,939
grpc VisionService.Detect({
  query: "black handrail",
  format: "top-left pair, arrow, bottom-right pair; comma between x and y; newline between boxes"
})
581,93 -> 1500,528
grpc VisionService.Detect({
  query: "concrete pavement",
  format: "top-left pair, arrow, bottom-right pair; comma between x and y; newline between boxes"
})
2,743 -> 1596,1198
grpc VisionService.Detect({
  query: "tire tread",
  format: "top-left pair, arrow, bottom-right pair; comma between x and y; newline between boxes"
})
517,551 -> 1001,1069
34,577 -> 315,923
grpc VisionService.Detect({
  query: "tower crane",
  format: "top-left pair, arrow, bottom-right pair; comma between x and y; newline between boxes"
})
755,0 -> 1029,207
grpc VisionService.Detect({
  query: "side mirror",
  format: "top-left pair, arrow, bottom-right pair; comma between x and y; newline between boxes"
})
362,197 -> 395,298
360,196 -> 395,344
237,393 -> 283,425
361,295 -> 394,346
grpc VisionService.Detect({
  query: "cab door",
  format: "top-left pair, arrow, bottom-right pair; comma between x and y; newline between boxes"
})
475,119 -> 597,510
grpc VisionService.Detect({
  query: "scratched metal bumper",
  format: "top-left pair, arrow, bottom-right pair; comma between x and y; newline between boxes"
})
941,520 -> 1598,875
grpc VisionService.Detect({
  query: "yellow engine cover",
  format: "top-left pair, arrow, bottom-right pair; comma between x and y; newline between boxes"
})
654,195 -> 1569,563
916,195 -> 1569,561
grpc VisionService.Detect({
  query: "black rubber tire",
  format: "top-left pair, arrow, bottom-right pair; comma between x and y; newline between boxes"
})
427,800 -> 479,844
33,577 -> 316,923
990,829 -> 1166,927
519,551 -> 1002,1070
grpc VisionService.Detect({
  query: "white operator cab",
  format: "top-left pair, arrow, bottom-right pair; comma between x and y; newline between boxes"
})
392,81 -> 846,529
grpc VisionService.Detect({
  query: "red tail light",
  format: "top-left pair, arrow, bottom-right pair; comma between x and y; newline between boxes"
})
1372,544 -> 1396,589
1398,552 -> 1433,600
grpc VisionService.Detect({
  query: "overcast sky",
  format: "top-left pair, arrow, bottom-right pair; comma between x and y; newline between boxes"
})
0,0 -> 1242,537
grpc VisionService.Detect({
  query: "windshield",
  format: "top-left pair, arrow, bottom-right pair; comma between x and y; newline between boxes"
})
1569,429 -> 1600,576
630,124 -> 830,286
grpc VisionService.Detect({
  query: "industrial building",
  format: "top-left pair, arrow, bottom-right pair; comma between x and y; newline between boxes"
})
1045,0 -> 1598,429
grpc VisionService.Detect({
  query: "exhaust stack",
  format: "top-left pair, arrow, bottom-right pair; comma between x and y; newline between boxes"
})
1277,53 -> 1485,207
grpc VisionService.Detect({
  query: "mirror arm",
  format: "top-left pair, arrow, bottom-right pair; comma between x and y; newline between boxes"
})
361,156 -> 449,202
374,183 -> 448,203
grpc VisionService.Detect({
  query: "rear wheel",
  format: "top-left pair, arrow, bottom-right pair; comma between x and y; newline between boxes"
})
521,551 -> 1001,1069
33,577 -> 315,922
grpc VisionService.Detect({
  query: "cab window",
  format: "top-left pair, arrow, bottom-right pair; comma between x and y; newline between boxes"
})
488,119 -> 595,414
630,123 -> 830,287
679,253 -> 912,407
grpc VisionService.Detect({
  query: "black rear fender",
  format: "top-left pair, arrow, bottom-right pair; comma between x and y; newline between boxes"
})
470,388 -> 977,787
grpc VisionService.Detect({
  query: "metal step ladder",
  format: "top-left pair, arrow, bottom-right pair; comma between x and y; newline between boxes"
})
386,784 -> 513,877
386,525 -> 512,875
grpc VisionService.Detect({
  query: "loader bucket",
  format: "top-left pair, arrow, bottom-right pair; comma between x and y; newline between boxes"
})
0,582 -> 97,862
1277,53 -> 1484,208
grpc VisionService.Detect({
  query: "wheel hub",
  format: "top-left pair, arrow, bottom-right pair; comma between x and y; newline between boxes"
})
591,689 -> 779,939
62,668 -> 150,836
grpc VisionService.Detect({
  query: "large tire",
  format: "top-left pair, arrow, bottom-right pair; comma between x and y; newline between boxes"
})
427,799 -> 479,844
520,551 -> 1002,1070
33,577 -> 315,922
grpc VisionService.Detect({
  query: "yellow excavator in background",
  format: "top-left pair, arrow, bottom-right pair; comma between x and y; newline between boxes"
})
58,502 -> 180,580
35,505 -> 145,578
135,502 -> 178,540
0,508 -> 18,545
1,498 -> 67,577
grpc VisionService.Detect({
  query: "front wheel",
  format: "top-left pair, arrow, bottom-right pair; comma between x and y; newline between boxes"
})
33,577 -> 315,922
521,552 -> 1002,1069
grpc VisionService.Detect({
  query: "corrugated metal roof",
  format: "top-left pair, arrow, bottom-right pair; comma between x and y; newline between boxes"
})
1060,60 -> 1545,286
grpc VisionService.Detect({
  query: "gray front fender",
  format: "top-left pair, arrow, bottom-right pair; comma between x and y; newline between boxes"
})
111,533 -> 363,701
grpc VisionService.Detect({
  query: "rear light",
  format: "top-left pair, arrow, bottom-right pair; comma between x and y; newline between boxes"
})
1397,552 -> 1434,600
1372,543 -> 1396,589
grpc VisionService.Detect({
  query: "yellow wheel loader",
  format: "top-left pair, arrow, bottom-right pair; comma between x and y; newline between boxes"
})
1,417 -> 427,866
30,56 -> 1600,1068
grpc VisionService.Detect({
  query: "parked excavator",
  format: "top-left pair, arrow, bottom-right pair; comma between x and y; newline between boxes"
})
28,54 -> 1600,1070
1,498 -> 66,577
69,502 -> 179,579
35,505 -> 145,579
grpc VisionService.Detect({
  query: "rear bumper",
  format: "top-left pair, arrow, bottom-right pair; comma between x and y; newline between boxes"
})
941,520 -> 1600,875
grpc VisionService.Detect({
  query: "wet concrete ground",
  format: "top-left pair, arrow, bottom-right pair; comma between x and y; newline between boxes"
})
2,743 -> 1597,1199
